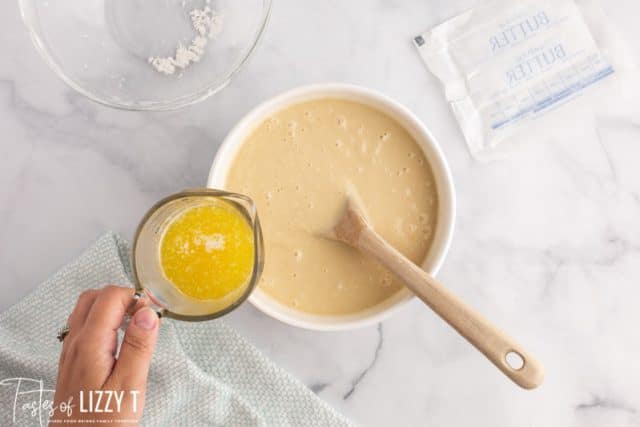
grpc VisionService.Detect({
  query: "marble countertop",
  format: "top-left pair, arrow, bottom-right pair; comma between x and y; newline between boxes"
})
2,0 -> 640,426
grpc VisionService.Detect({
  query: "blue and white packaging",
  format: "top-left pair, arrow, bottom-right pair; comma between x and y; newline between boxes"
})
414,0 -> 637,160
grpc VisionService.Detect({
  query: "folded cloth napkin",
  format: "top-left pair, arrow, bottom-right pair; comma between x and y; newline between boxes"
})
0,233 -> 352,427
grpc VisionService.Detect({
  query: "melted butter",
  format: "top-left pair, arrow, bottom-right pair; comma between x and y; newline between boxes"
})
227,99 -> 438,315
160,200 -> 255,300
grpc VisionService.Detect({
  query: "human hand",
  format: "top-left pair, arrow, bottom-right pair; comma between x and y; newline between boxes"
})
50,285 -> 160,426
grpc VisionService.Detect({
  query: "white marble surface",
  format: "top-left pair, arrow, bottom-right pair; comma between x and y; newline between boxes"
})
2,0 -> 640,426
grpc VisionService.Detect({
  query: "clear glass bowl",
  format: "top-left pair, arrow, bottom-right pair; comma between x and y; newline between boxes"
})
19,0 -> 271,110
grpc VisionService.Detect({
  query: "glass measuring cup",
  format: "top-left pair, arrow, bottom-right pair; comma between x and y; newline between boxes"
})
132,189 -> 264,321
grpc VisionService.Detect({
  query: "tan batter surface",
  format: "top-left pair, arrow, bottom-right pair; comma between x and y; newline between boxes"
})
227,99 -> 437,315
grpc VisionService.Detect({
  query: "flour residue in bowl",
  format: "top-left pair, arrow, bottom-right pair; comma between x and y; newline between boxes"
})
226,99 -> 439,315
148,0 -> 224,76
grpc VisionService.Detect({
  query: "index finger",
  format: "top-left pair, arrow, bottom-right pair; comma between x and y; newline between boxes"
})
83,286 -> 144,341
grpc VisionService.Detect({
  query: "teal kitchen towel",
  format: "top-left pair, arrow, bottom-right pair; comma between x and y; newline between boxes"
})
0,233 -> 352,426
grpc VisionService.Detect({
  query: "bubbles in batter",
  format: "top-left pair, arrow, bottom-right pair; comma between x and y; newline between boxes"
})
227,99 -> 438,315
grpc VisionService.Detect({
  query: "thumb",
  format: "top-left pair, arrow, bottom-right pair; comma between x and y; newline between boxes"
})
110,307 -> 160,392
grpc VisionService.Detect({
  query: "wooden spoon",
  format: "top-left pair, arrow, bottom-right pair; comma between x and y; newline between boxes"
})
328,196 -> 544,389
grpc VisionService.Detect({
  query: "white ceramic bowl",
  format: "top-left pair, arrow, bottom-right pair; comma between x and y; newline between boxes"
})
208,83 -> 456,330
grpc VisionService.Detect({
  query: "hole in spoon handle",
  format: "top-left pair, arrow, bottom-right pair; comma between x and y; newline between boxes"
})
499,347 -> 544,389
505,351 -> 525,370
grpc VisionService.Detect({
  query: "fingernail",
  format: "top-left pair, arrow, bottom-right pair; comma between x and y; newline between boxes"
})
134,307 -> 158,330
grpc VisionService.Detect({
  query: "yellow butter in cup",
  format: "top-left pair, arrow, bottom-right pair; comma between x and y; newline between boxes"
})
160,199 -> 255,301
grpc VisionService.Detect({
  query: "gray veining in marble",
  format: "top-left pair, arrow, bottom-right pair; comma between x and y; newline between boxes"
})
2,0 -> 640,426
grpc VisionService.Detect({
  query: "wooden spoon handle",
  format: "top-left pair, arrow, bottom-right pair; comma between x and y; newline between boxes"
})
357,227 -> 544,389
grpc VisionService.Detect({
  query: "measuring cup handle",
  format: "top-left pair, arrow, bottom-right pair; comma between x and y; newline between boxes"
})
118,291 -> 163,331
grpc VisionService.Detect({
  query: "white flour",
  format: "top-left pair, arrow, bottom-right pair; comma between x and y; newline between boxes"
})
148,2 -> 223,76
